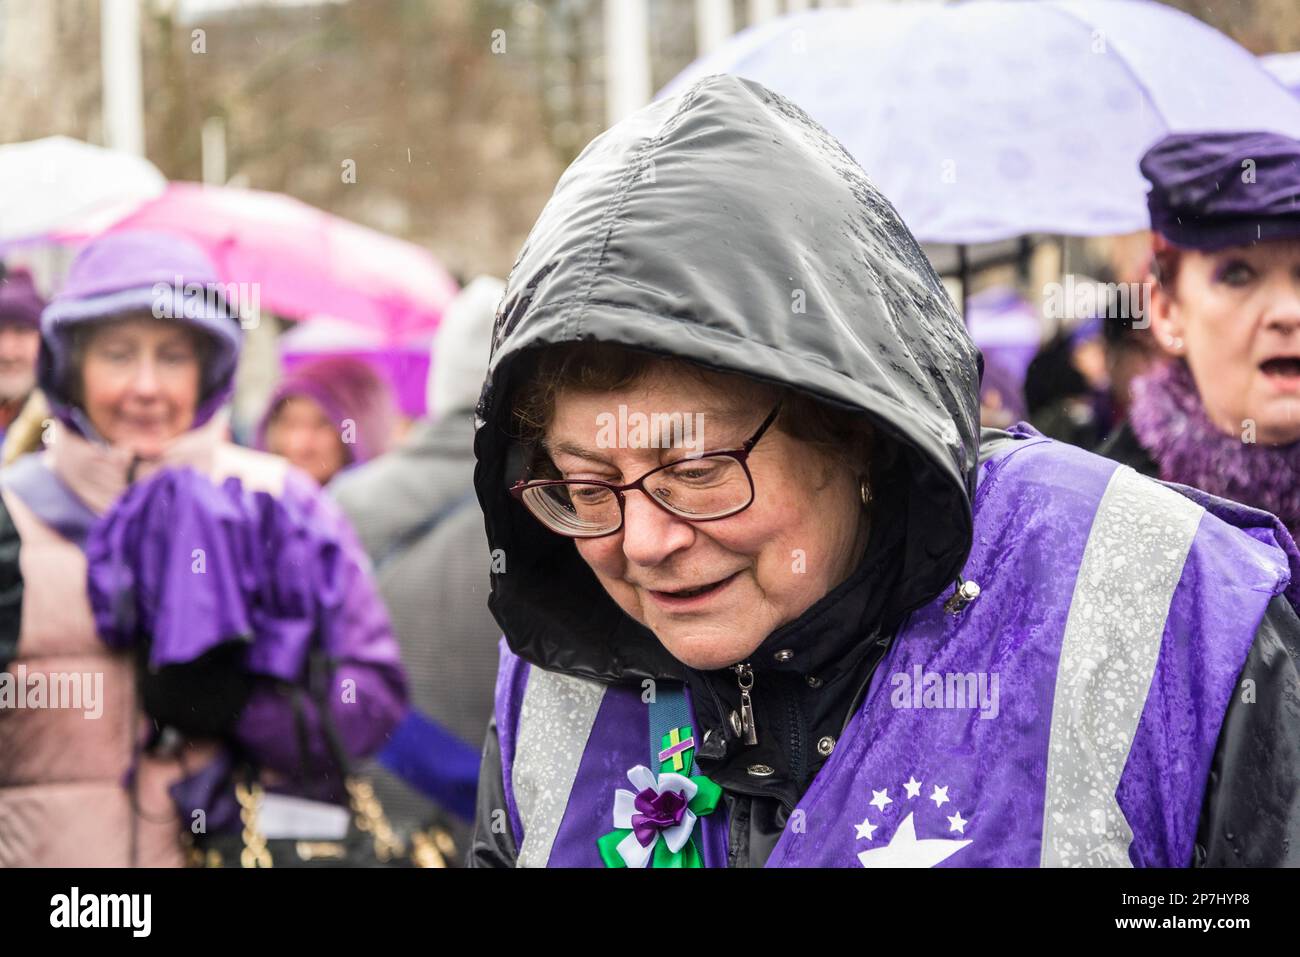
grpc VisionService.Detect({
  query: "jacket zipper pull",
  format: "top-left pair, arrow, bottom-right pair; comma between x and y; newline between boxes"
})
729,662 -> 758,746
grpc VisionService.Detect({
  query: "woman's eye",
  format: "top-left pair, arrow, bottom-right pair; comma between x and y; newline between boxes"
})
1216,262 -> 1255,286
666,460 -> 721,482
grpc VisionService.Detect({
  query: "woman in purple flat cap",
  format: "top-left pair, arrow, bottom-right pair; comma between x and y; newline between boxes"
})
0,231 -> 407,867
1099,131 -> 1300,543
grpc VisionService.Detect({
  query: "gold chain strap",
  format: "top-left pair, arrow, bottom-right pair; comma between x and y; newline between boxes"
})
345,777 -> 405,862
195,775 -> 433,867
235,780 -> 274,868
408,827 -> 448,868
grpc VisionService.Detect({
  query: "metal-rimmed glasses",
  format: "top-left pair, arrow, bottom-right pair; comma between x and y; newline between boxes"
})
510,402 -> 783,538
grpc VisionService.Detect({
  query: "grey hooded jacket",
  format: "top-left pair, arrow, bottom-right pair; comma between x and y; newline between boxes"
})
467,75 -> 1300,868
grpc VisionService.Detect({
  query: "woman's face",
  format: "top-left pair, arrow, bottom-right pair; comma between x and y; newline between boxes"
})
80,316 -> 202,457
1151,239 -> 1300,444
545,368 -> 869,671
265,395 -> 347,486
0,322 -> 39,402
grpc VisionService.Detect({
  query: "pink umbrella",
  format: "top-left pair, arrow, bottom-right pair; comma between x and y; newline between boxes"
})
61,182 -> 459,340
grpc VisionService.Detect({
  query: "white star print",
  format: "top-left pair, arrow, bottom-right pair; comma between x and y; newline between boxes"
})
930,785 -> 949,808
854,817 -> 878,841
870,788 -> 893,812
948,811 -> 968,834
857,812 -> 971,868
903,776 -> 922,799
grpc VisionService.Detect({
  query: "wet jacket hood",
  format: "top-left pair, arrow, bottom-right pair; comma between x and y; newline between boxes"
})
474,75 -> 981,684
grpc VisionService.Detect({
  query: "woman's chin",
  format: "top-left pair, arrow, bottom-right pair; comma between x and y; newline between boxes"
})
653,625 -> 763,672
111,431 -> 173,459
1250,407 -> 1300,445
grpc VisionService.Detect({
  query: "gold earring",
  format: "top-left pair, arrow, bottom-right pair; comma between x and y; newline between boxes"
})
859,477 -> 872,507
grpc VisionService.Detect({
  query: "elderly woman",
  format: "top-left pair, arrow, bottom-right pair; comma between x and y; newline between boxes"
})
0,268 -> 43,446
468,77 -> 1300,869
1099,131 -> 1300,543
0,231 -> 407,866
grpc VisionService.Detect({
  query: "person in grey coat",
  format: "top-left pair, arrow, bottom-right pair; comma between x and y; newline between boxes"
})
331,276 -> 506,861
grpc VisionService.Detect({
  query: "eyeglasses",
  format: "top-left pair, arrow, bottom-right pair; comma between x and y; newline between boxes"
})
510,403 -> 783,539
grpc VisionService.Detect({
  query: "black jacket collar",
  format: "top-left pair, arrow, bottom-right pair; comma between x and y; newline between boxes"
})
685,498 -> 906,808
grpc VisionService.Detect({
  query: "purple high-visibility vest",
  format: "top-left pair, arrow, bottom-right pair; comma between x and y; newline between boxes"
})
491,435 -> 1296,867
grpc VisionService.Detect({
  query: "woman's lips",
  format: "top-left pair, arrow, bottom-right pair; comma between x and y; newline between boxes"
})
1260,357 -> 1300,392
644,571 -> 741,611
119,411 -> 171,428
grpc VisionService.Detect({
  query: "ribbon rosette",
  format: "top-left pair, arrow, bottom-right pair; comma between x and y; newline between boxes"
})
597,765 -> 721,868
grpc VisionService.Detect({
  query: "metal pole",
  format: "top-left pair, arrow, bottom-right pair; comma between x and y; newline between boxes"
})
749,0 -> 781,26
201,117 -> 227,186
696,0 -> 734,57
605,0 -> 651,127
101,0 -> 145,156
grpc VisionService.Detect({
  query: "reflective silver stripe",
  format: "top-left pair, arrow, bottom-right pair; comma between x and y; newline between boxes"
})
1040,466 -> 1204,867
513,665 -> 607,868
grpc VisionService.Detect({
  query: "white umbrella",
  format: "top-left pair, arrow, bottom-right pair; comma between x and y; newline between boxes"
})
0,136 -> 166,245
663,0 -> 1300,244
1262,52 -> 1300,98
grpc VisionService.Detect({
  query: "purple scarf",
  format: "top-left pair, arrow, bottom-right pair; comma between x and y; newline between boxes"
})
1129,359 -> 1300,542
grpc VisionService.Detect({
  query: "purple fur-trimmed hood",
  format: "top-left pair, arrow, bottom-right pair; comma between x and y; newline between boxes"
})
1129,358 -> 1300,544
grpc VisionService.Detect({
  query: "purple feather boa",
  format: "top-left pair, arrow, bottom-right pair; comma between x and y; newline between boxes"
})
1129,359 -> 1300,542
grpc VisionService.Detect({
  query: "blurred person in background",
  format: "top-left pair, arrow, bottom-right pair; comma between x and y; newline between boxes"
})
976,357 -> 1024,430
0,231 -> 406,866
1099,131 -> 1300,544
0,268 -> 46,461
256,354 -> 398,487
332,275 -> 507,864
1099,305 -> 1162,429
1023,316 -> 1114,449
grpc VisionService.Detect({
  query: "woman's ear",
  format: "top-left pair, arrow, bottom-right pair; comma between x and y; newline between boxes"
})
1147,271 -> 1187,358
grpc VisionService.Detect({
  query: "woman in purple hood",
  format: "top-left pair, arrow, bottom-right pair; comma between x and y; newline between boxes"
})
0,231 -> 407,867
1099,131 -> 1300,542
257,355 -> 399,487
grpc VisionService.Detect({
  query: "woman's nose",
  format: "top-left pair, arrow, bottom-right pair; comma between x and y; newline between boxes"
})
619,490 -> 695,566
1263,308 -> 1300,335
0,328 -> 23,360
131,357 -> 161,395
1263,276 -> 1300,333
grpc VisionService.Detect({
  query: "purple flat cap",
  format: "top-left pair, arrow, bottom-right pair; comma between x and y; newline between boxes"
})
1141,131 -> 1300,250
0,268 -> 45,329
